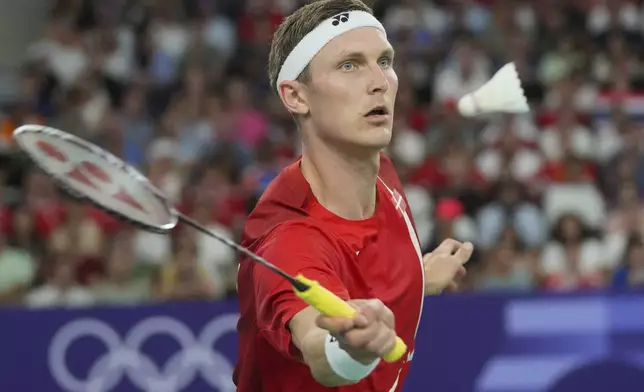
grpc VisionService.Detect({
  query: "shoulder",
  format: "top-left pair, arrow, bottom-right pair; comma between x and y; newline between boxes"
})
257,220 -> 347,262
241,219 -> 352,290
258,159 -> 309,208
241,221 -> 352,311
242,160 -> 311,247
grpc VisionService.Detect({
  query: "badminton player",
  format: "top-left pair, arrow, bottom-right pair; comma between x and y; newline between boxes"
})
234,1 -> 473,391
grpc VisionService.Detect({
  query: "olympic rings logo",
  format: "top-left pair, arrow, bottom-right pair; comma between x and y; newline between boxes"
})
48,314 -> 239,392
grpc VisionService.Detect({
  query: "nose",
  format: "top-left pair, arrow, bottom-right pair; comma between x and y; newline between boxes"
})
367,64 -> 389,95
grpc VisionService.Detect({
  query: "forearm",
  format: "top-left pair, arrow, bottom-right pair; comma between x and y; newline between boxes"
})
298,328 -> 352,387
290,306 -> 378,387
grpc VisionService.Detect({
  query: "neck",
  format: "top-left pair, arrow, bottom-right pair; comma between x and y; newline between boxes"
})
300,137 -> 380,221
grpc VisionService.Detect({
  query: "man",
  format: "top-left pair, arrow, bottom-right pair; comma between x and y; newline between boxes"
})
235,1 -> 473,391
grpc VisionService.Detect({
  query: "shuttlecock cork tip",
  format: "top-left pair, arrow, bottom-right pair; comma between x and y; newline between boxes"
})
457,62 -> 529,117
457,94 -> 482,117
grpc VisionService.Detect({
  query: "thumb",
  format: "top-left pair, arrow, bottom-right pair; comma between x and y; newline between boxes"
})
434,239 -> 463,255
454,242 -> 474,265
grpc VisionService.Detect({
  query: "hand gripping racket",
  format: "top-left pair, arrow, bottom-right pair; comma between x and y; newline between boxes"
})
12,125 -> 407,363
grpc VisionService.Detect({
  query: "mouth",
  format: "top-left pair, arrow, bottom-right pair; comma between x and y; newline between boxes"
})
364,106 -> 390,122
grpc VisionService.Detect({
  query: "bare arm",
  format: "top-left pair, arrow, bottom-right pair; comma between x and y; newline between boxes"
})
289,306 -> 353,387
289,299 -> 397,387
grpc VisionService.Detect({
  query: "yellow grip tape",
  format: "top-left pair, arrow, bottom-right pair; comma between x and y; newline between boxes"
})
293,274 -> 407,363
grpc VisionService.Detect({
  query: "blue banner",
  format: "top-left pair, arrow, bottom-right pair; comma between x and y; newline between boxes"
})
1,292 -> 644,391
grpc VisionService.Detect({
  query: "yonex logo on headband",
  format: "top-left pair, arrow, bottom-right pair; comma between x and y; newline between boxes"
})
276,10 -> 386,93
332,13 -> 350,26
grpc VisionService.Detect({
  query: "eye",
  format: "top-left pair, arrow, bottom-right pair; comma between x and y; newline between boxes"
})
341,62 -> 355,71
378,57 -> 392,68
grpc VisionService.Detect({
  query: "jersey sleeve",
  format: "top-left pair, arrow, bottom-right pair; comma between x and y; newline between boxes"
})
252,221 -> 350,360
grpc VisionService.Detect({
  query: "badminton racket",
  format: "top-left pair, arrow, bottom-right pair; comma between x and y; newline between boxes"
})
12,124 -> 407,363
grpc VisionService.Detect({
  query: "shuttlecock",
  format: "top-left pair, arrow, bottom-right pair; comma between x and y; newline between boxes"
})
457,62 -> 529,117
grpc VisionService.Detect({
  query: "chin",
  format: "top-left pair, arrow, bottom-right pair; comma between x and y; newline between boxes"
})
361,124 -> 393,149
326,122 -> 392,153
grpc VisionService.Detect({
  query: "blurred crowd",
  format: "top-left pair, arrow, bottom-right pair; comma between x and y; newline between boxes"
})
0,0 -> 643,308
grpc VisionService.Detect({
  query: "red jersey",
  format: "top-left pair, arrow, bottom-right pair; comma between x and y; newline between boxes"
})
234,153 -> 425,392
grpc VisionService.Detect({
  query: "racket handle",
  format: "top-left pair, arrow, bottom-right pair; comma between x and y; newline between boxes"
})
293,274 -> 407,363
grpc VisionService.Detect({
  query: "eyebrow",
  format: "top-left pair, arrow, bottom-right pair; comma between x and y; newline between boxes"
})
382,47 -> 395,58
337,47 -> 396,62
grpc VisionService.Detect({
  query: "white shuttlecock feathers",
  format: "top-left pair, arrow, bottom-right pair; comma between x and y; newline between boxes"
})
457,62 -> 529,117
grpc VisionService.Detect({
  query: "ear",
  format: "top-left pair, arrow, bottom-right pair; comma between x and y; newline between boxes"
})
278,81 -> 310,116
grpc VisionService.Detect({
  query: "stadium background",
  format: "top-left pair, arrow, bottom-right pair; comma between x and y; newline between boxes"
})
0,0 -> 644,391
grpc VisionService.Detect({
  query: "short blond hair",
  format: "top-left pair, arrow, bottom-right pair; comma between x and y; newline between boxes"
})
267,0 -> 374,93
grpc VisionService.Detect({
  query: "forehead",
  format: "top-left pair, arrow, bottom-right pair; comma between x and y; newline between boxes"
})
312,27 -> 391,64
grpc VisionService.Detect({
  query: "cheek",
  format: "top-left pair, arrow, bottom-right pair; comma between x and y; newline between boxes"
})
314,82 -> 358,115
387,70 -> 399,92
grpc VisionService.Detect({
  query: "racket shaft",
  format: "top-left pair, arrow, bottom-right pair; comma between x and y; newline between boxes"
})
178,213 -> 304,286
294,275 -> 407,363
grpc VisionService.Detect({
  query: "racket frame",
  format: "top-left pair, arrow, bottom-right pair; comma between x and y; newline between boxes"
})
13,124 -> 179,234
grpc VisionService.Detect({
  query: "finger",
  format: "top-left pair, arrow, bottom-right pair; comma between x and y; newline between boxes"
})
364,299 -> 394,329
366,324 -> 397,357
445,281 -> 458,292
347,299 -> 370,308
316,315 -> 354,334
433,238 -> 463,255
378,304 -> 395,329
361,299 -> 385,315
353,299 -> 384,324
422,252 -> 432,263
353,305 -> 377,328
346,300 -> 370,325
342,322 -> 380,348
456,265 -> 467,277
354,300 -> 394,330
454,241 -> 474,264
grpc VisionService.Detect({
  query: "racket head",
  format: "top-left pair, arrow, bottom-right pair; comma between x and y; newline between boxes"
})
13,124 -> 178,234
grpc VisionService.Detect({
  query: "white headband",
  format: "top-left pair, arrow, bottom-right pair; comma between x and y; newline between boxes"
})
276,10 -> 386,93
